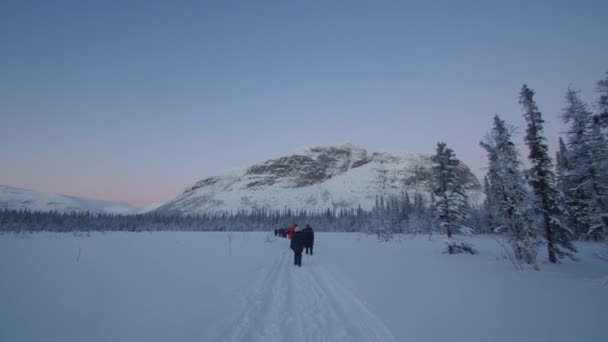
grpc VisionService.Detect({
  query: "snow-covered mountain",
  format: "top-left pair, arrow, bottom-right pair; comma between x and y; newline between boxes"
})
0,185 -> 154,214
156,144 -> 481,216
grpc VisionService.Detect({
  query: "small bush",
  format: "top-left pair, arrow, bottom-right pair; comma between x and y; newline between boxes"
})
443,240 -> 478,255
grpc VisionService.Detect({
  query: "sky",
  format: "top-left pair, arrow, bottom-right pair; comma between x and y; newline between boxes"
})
1,0 -> 607,206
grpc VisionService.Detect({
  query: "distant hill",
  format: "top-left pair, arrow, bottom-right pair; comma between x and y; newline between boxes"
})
0,185 -> 158,214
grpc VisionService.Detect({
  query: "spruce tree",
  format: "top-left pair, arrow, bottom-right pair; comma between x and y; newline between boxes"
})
520,85 -> 576,262
555,138 -> 568,196
431,142 -> 471,238
555,137 -> 583,236
562,89 -> 608,239
481,116 -> 539,266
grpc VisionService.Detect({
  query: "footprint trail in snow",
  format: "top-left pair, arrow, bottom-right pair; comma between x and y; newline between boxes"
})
216,246 -> 398,342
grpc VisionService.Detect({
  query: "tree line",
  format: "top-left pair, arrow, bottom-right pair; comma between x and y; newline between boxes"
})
0,194 -> 446,235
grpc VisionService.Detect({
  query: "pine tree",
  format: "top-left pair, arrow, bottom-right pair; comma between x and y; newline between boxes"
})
431,142 -> 471,238
481,116 -> 540,266
520,85 -> 576,262
562,89 -> 608,240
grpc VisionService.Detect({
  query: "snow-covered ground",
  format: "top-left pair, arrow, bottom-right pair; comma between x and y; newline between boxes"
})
0,232 -> 606,342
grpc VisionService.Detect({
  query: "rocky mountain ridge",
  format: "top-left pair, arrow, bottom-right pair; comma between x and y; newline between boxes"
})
156,144 -> 481,215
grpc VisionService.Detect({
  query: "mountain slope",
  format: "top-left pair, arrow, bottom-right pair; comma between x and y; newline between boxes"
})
0,185 -> 150,214
156,144 -> 481,215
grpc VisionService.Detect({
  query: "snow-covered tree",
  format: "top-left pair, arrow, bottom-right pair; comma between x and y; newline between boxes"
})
408,192 -> 433,234
520,85 -> 576,262
431,142 -> 471,238
597,71 -> 608,130
555,137 -> 586,237
481,116 -> 540,266
369,195 -> 392,241
482,175 -> 498,233
561,89 -> 608,240
555,138 -> 569,197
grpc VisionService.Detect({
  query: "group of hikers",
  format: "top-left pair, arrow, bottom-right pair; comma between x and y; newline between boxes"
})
274,224 -> 314,267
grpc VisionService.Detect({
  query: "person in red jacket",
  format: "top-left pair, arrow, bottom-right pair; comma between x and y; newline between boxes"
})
288,224 -> 297,240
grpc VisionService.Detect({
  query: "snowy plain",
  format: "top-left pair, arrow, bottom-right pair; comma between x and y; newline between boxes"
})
0,232 -> 606,342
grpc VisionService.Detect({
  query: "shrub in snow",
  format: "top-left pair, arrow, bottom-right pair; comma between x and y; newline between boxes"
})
442,239 -> 478,255
495,237 -> 541,271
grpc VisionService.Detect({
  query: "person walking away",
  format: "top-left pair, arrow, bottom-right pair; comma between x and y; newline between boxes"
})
303,224 -> 314,255
290,226 -> 304,267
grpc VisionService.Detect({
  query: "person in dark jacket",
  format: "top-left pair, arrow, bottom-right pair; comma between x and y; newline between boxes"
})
302,224 -> 314,255
290,226 -> 304,266
274,229 -> 278,236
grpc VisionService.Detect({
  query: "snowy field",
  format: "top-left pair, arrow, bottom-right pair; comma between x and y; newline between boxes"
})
0,232 -> 607,342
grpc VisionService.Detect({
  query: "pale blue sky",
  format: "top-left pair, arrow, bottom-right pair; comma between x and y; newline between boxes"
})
1,0 -> 607,205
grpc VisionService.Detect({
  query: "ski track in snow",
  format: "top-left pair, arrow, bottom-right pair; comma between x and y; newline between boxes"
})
218,244 -> 397,342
